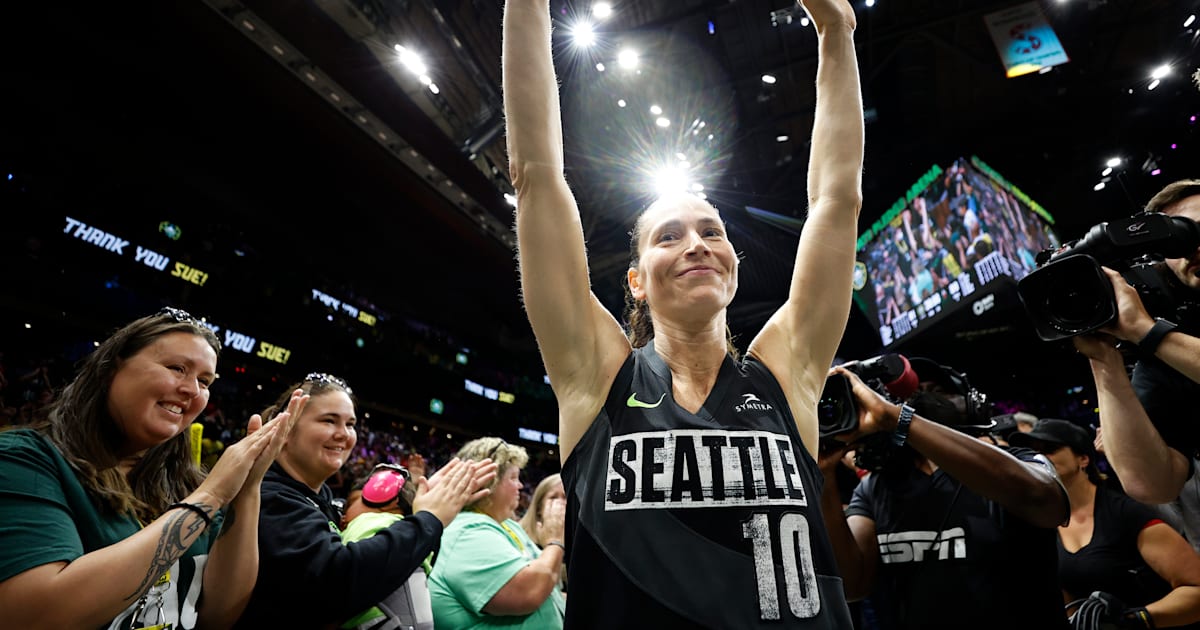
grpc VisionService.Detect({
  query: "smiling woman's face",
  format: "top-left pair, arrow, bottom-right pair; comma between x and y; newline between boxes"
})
107,331 -> 216,457
628,195 -> 739,320
277,390 -> 357,491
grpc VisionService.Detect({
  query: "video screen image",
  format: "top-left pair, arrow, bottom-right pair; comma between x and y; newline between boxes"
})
853,156 -> 1059,347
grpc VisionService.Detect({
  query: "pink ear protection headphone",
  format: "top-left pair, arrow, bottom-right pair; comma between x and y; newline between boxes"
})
361,463 -> 411,508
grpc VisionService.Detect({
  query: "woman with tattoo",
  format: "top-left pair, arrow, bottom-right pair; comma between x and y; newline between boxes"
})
0,307 -> 308,629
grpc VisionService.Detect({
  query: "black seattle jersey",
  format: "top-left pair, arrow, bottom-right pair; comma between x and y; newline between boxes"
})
561,341 -> 853,629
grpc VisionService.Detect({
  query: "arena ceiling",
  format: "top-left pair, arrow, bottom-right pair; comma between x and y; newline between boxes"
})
2,0 -> 1198,407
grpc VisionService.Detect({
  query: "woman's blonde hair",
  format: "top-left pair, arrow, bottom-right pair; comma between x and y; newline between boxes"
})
456,436 -> 528,511
519,473 -> 562,544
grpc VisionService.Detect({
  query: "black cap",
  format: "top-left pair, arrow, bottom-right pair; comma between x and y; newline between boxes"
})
1008,419 -> 1095,455
907,357 -> 964,395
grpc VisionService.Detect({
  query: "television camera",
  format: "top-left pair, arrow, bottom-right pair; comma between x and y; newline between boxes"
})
819,353 -> 996,473
1016,212 -> 1200,342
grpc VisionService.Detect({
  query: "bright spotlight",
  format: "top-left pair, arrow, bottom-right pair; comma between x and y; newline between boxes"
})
776,135 -> 789,142
617,48 -> 639,70
1151,64 -> 1171,80
395,45 -> 427,76
650,104 -> 663,115
800,16 -> 810,27
617,99 -> 627,107
572,22 -> 596,48
593,2 -> 612,19
1149,79 -> 1160,91
1094,182 -> 1106,191
653,166 -> 690,197
1105,157 -> 1121,168
596,62 -> 606,72
655,117 -> 671,128
865,0 -> 875,6
1102,167 -> 1112,176
1185,14 -> 1196,28
761,74 -> 777,84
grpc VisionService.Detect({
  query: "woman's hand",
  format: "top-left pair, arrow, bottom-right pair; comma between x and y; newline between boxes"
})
243,390 -> 308,486
799,0 -> 857,32
413,458 -> 499,526
195,390 -> 308,506
538,496 -> 566,545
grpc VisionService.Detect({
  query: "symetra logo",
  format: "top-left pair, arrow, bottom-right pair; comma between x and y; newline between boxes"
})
627,392 -> 667,409
735,393 -> 774,413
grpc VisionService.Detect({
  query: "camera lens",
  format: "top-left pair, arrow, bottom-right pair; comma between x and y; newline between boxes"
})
1045,279 -> 1105,331
818,397 -> 842,426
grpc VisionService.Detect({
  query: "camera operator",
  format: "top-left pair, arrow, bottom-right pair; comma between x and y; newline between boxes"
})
819,358 -> 1070,630
1074,180 -> 1200,541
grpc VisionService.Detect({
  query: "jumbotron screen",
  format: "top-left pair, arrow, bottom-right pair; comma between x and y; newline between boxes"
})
852,156 -> 1059,347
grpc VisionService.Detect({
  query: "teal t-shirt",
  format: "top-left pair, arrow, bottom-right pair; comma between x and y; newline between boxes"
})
0,428 -> 214,629
428,512 -> 565,630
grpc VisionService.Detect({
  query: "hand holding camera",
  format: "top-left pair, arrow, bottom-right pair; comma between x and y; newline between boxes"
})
828,366 -> 903,441
1018,212 -> 1200,342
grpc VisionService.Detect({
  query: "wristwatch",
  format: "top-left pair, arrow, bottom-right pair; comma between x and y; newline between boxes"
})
891,404 -> 916,447
1137,318 -> 1178,356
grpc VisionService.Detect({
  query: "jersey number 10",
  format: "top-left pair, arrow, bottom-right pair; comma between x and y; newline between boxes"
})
743,513 -> 820,620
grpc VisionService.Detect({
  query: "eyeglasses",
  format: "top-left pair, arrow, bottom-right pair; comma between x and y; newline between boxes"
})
304,372 -> 353,394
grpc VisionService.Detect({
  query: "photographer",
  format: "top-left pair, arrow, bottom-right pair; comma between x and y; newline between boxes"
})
819,358 -> 1070,630
1075,180 -> 1200,536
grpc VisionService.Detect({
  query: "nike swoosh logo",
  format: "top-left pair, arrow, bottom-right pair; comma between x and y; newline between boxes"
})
626,392 -> 667,409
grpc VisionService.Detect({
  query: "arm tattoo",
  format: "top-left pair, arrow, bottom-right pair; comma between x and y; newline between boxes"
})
124,503 -> 213,601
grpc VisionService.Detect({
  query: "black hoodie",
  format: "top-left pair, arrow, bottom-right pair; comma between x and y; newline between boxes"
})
234,463 -> 443,628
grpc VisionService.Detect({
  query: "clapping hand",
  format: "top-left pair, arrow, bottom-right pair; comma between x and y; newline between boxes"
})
413,458 -> 500,526
198,389 -> 308,506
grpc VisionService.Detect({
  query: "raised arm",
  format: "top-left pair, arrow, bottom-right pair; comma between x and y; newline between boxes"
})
1075,334 -> 1191,503
749,0 -> 864,452
835,367 -> 1069,528
503,0 -> 629,460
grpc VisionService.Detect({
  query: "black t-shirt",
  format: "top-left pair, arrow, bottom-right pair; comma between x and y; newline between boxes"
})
561,341 -> 853,629
1058,486 -> 1172,605
846,446 -> 1069,630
